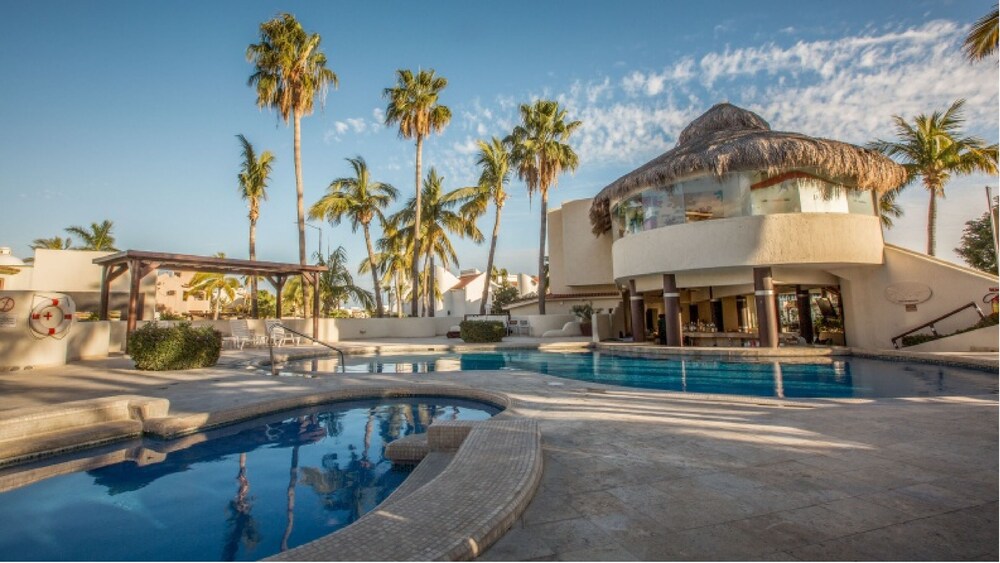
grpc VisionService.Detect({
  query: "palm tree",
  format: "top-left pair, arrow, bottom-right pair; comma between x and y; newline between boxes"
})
869,99 -> 998,256
315,247 -> 374,314
309,156 -> 397,317
187,270 -> 241,321
878,187 -> 905,229
65,220 -> 118,251
462,138 -> 512,314
359,235 -> 410,318
383,69 -> 451,317
236,134 -> 276,319
964,7 -> 998,62
507,100 -> 581,313
388,168 -> 482,315
30,236 -> 73,250
247,13 -> 338,267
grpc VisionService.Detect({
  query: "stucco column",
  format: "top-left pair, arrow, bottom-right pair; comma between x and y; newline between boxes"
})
662,274 -> 682,347
796,285 -> 814,344
754,267 -> 779,348
628,279 -> 645,342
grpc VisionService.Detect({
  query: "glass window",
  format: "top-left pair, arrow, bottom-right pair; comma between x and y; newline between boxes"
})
798,180 -> 849,213
642,188 -> 684,228
751,183 -> 800,215
846,189 -> 875,215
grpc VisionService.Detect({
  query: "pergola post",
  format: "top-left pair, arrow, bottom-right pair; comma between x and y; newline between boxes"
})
126,259 -> 142,340
628,279 -> 645,342
661,274 -> 683,347
310,272 -> 320,339
99,265 -> 111,321
754,267 -> 779,348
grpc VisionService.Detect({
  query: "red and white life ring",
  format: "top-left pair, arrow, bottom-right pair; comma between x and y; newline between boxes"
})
29,295 -> 75,338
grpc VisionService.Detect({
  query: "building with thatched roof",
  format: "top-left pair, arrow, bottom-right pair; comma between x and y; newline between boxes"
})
543,103 -> 997,350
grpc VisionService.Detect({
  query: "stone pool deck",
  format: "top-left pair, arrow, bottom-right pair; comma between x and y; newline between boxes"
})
0,340 -> 997,560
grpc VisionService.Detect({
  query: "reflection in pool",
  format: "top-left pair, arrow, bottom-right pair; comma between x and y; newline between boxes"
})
0,398 -> 500,562
279,350 -> 997,399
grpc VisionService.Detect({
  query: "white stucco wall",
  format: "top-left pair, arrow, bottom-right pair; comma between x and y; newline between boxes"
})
612,213 -> 884,281
904,325 -> 998,353
833,245 -> 998,350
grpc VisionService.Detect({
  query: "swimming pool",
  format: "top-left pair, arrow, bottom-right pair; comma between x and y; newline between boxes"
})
0,397 -> 500,561
280,350 -> 997,399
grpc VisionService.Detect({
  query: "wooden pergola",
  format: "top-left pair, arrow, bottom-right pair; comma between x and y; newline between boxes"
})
93,250 -> 328,339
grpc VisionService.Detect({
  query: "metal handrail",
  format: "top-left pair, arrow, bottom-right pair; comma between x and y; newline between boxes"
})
266,322 -> 346,375
890,301 -> 986,349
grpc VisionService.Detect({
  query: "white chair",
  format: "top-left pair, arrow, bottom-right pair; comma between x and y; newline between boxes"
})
266,320 -> 301,347
518,319 -> 530,336
228,320 -> 260,350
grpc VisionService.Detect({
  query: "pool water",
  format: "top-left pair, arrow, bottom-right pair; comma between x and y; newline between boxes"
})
0,398 -> 500,562
280,350 -> 997,399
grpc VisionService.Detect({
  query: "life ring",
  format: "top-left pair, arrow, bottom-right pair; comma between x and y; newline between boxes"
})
29,295 -> 75,338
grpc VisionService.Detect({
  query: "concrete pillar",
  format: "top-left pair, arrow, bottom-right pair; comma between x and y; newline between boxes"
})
753,267 -> 779,348
628,279 -> 645,341
796,285 -> 814,344
662,274 -> 682,347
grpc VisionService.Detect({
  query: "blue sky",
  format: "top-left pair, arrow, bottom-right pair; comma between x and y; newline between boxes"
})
1,1 -> 997,294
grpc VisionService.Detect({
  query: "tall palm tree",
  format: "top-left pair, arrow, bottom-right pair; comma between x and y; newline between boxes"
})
309,156 -> 397,317
462,138 -> 512,314
247,13 -> 338,267
65,220 -> 118,251
507,100 -> 581,313
236,134 -> 276,319
388,168 -> 482,315
964,7 -> 999,62
869,99 -> 998,256
30,236 -> 73,250
383,69 -> 451,317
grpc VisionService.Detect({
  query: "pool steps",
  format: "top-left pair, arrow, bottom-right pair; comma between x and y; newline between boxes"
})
0,395 -> 167,467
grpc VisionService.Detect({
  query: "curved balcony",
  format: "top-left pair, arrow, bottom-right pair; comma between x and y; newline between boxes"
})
611,212 -> 884,281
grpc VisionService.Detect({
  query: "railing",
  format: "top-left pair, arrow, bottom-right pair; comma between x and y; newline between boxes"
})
890,301 -> 986,349
266,323 -> 346,375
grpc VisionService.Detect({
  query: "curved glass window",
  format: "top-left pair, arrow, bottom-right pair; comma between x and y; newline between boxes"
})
612,170 -> 875,238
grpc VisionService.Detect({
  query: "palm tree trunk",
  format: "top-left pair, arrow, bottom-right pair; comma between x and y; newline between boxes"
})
428,255 -> 436,318
927,188 -> 938,256
420,253 -> 431,317
362,224 -> 384,317
395,273 -> 403,318
538,190 -> 548,315
250,218 -> 259,318
293,111 -> 308,319
410,135 -> 424,317
480,202 -> 503,314
213,287 -> 221,320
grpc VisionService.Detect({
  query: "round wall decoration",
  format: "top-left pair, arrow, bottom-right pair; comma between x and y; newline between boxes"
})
884,282 -> 933,305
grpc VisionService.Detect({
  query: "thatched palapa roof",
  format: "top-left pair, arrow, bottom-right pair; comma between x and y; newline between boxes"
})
589,103 -> 907,235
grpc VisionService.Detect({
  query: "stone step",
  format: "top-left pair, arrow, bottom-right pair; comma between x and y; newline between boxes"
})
0,396 -> 167,443
384,432 -> 430,465
0,419 -> 143,467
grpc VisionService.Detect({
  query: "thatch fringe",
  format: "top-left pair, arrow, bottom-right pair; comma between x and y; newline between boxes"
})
589,103 -> 908,235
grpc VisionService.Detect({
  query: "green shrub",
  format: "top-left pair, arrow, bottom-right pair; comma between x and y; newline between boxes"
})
900,313 -> 999,348
129,322 -> 222,370
460,320 -> 505,343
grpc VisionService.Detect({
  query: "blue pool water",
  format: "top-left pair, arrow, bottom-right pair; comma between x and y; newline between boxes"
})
281,350 -> 997,399
0,398 -> 500,562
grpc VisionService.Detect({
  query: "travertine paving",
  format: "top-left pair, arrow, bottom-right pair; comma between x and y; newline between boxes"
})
0,342 -> 996,561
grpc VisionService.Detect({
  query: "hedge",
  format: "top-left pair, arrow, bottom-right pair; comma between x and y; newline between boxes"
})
900,312 -> 998,348
129,322 -> 223,370
460,320 -> 505,343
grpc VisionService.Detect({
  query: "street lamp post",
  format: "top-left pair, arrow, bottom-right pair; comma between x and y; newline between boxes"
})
303,223 -> 323,262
